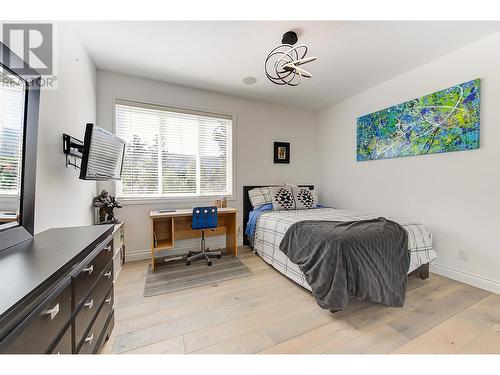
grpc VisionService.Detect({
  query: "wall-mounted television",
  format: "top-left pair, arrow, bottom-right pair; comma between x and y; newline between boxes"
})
79,123 -> 126,181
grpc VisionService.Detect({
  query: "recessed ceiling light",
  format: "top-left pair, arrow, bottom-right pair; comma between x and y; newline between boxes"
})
242,76 -> 257,85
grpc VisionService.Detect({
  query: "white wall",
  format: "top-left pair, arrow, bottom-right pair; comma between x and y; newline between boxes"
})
31,26 -> 500,293
96,70 -> 318,260
35,23 -> 97,233
318,32 -> 500,293
30,26 -> 500,293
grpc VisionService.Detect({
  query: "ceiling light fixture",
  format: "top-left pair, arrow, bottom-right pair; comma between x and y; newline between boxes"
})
265,31 -> 318,87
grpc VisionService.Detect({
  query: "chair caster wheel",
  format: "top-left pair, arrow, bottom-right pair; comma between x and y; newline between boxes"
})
207,261 -> 212,266
186,261 -> 191,266
217,254 -> 221,259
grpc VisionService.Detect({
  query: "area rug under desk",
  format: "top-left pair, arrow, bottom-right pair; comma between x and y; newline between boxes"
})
143,255 -> 252,297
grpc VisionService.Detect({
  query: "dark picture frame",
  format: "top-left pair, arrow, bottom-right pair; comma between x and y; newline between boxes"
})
274,142 -> 290,164
0,41 -> 40,252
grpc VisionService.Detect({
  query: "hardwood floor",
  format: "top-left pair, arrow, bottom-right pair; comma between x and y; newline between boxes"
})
101,246 -> 500,354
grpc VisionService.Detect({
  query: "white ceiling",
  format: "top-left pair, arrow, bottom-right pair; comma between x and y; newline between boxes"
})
67,21 -> 500,110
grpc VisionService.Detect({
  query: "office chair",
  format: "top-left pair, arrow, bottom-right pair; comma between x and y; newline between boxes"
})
186,206 -> 222,266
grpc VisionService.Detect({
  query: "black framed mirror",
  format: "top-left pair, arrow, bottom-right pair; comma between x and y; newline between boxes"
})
0,41 -> 40,252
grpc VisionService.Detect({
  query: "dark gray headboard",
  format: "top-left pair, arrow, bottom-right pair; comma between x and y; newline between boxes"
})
243,185 -> 314,246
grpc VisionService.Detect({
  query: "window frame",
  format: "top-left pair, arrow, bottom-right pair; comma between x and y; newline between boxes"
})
112,98 -> 236,205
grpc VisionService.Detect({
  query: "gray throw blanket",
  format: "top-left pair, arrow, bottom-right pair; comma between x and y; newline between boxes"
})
279,218 -> 409,311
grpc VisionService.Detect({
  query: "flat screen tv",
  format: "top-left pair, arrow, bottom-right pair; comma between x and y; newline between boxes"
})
79,123 -> 126,181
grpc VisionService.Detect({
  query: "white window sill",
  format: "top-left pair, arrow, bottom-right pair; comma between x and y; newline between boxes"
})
116,195 -> 236,206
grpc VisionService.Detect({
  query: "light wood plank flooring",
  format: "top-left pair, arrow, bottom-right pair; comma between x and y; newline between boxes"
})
101,246 -> 500,354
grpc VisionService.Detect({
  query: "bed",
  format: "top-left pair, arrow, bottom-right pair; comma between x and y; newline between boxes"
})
243,185 -> 438,298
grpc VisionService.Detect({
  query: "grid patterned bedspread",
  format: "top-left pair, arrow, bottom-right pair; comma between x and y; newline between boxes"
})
252,208 -> 437,291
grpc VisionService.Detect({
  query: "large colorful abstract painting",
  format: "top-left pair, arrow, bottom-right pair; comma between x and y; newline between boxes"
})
356,79 -> 480,161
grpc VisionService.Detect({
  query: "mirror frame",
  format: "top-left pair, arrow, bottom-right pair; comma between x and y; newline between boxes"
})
0,41 -> 40,252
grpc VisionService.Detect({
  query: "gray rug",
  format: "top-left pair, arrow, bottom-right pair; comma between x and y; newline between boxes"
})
144,255 -> 252,297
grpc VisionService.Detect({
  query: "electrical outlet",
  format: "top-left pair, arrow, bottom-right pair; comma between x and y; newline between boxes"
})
459,248 -> 469,261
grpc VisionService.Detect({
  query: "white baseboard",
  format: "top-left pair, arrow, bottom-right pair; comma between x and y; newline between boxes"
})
126,237 -> 244,262
430,262 -> 500,294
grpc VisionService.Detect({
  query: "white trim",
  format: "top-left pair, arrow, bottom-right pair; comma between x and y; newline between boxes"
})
125,237 -> 244,262
430,262 -> 500,294
115,98 -> 233,121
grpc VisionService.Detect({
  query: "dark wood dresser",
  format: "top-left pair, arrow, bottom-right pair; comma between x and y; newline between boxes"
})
0,225 -> 115,354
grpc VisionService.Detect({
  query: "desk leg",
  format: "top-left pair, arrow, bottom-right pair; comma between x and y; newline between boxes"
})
151,250 -> 155,272
225,212 -> 237,257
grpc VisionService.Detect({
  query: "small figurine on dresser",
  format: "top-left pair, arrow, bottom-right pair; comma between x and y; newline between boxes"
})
92,190 -> 122,224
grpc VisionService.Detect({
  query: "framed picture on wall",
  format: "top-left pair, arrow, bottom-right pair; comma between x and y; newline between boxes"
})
356,79 -> 480,161
274,142 -> 290,164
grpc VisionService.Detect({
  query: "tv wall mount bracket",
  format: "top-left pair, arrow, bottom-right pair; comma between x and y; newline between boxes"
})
62,133 -> 83,169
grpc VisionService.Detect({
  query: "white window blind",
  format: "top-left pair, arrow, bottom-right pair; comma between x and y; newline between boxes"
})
115,100 -> 233,199
0,77 -> 25,197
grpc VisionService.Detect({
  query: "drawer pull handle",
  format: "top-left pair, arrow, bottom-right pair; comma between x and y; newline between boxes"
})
43,303 -> 60,320
85,333 -> 94,344
106,245 -> 112,253
104,270 -> 112,278
84,299 -> 94,310
105,296 -> 112,304
83,265 -> 94,275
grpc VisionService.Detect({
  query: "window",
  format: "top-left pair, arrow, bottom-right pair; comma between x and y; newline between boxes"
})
0,78 -> 25,197
115,100 -> 233,199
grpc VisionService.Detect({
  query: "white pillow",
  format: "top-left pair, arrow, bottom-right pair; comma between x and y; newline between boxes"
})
292,186 -> 318,209
270,185 -> 296,211
248,187 -> 272,209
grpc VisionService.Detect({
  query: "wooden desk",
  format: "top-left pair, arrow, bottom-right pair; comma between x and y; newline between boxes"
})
149,207 -> 238,272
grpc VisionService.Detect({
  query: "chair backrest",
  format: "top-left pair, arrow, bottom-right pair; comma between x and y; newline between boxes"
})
192,206 -> 218,230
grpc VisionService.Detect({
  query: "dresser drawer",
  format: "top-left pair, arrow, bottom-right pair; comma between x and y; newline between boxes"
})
77,288 -> 113,354
74,261 -> 113,346
74,242 -> 113,306
0,279 -> 71,354
50,326 -> 72,354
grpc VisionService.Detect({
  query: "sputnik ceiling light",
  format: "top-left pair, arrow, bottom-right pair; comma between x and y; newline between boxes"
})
265,31 -> 318,87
